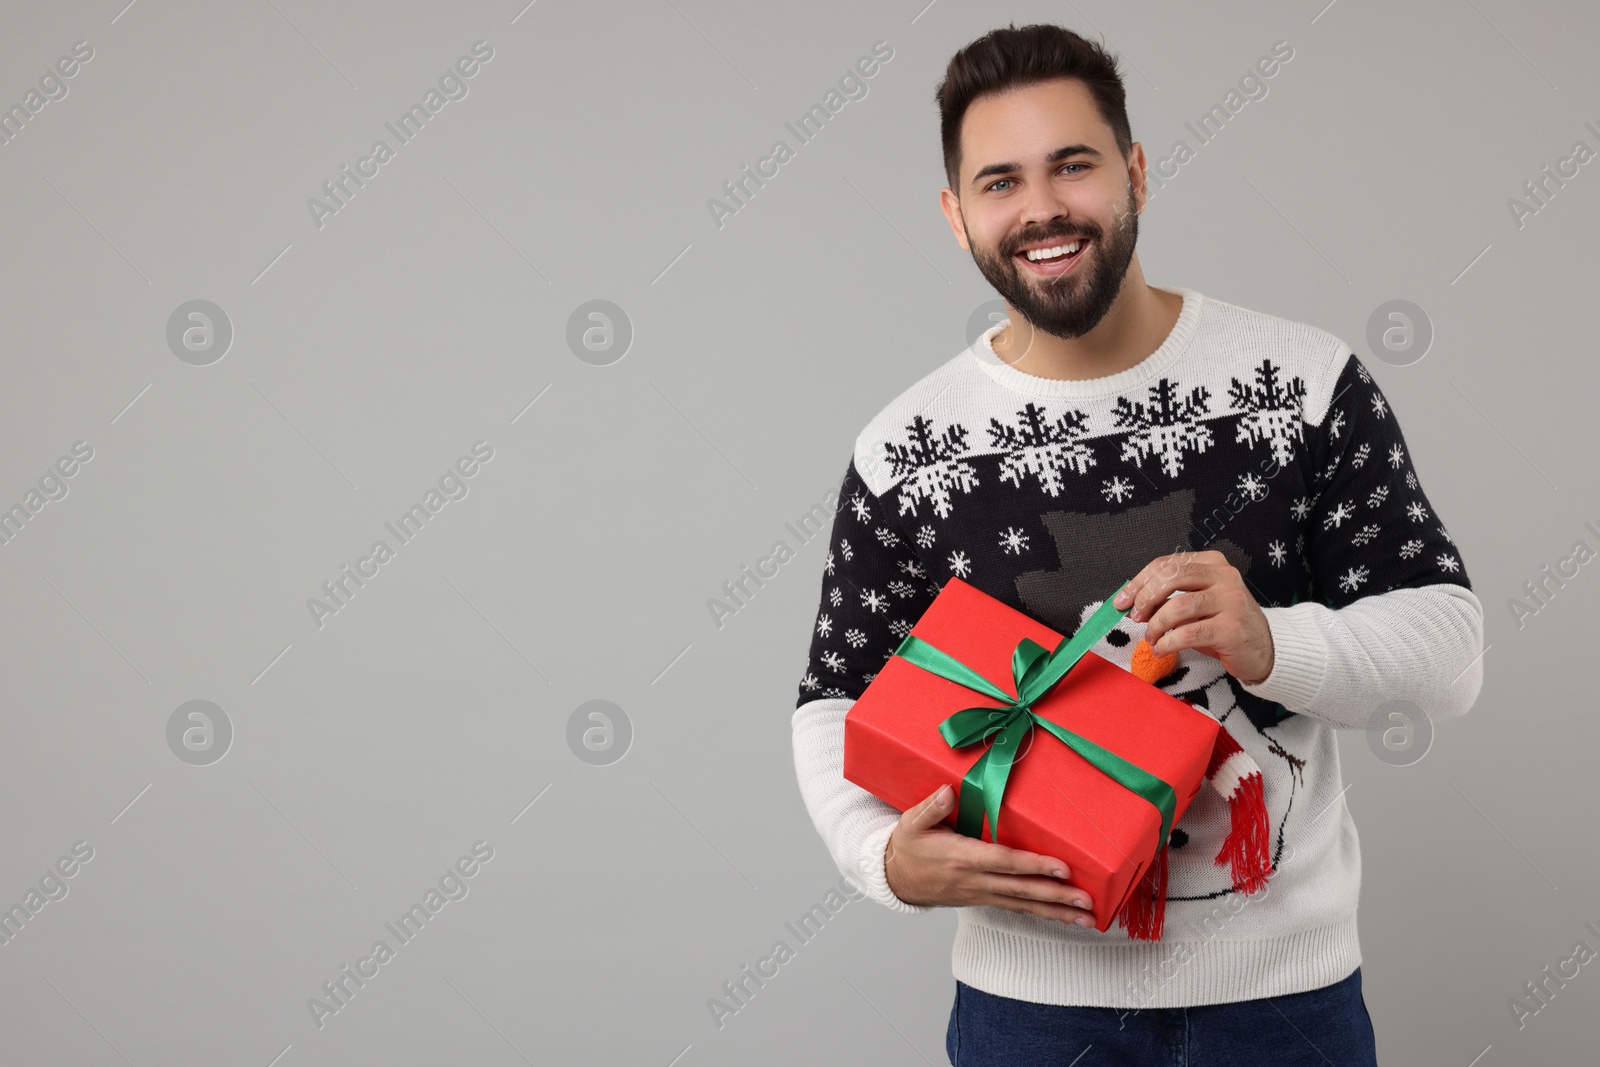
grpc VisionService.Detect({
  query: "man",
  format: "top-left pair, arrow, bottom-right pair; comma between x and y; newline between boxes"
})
790,22 -> 1483,1066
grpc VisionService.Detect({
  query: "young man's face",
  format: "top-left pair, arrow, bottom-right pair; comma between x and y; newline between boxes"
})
942,76 -> 1146,340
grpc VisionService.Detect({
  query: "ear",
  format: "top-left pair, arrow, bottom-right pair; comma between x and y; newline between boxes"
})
938,187 -> 971,250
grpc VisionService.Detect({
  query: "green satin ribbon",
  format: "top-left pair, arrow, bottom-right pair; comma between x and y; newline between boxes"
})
889,580 -> 1177,874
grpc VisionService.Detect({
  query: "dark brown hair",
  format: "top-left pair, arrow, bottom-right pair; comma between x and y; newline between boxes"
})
935,23 -> 1132,193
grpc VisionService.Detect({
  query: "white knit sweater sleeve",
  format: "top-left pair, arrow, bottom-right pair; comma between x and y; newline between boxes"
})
792,696 -> 932,914
792,583 -> 1482,913
1238,582 -> 1485,728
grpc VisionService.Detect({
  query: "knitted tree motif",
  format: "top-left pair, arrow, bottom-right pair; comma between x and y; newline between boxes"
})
1112,377 -> 1214,478
988,402 -> 1096,497
1228,359 -> 1307,468
884,414 -> 979,520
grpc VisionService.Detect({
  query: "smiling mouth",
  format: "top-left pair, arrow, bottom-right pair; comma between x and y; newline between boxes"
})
1014,238 -> 1090,277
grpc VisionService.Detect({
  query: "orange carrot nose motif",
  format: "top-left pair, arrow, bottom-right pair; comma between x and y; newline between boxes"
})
1130,638 -> 1178,685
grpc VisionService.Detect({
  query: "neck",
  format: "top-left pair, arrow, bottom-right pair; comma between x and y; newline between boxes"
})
991,267 -> 1183,382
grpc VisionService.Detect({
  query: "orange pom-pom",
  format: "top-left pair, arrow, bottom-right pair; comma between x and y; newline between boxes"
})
1130,638 -> 1179,686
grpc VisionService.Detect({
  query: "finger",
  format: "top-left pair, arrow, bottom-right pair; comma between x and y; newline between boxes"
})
904,783 -> 956,832
1112,554 -> 1176,609
1129,556 -> 1220,622
969,889 -> 1096,926
969,871 -> 1095,912
1143,587 -> 1213,648
1150,618 -> 1225,658
1115,554 -> 1183,618
1156,580 -> 1266,647
954,839 -> 1071,881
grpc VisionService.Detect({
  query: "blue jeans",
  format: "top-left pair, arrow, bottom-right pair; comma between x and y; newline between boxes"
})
945,966 -> 1378,1066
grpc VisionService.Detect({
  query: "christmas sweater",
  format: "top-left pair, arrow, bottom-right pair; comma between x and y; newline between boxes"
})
791,286 -> 1485,1008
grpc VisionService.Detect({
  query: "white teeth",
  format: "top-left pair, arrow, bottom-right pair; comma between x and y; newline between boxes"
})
1024,241 -> 1082,261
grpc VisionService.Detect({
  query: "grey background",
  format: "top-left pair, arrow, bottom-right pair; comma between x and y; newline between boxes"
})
0,0 -> 1592,1063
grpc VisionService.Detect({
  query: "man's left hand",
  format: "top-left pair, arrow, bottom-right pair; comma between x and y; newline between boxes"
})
1110,550 -> 1275,685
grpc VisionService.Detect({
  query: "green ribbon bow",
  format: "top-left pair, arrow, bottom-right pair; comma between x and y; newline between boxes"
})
890,580 -> 1177,874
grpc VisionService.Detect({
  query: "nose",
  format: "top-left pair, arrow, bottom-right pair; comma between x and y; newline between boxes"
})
1015,176 -> 1072,233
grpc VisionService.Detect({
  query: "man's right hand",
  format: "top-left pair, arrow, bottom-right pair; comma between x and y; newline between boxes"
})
883,784 -> 1098,927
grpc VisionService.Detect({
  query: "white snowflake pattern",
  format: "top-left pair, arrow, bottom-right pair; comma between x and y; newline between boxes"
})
1355,361 -> 1372,384
862,671 -> 876,685
821,651 -> 847,674
1322,455 -> 1341,482
1236,472 -> 1268,502
822,687 -> 847,699
1350,443 -> 1370,469
887,579 -> 919,599
1351,523 -> 1381,546
889,618 -> 913,639
1290,496 -> 1313,521
948,550 -> 972,578
840,538 -> 853,562
1387,444 -> 1406,469
1398,539 -> 1423,559
1437,525 -> 1454,545
1323,500 -> 1357,530
799,673 -> 820,692
1405,470 -> 1418,490
1328,409 -> 1347,441
916,525 -> 937,549
874,526 -> 901,548
1367,485 -> 1389,508
999,527 -> 1030,554
1338,565 -> 1370,593
1113,378 -> 1215,478
1102,476 -> 1135,503
888,415 -> 980,520
1267,540 -> 1287,566
1229,359 -> 1307,468
1436,553 -> 1461,572
860,588 -> 889,614
816,614 -> 833,637
844,628 -> 867,649
828,587 -> 843,609
898,558 -> 926,578
1370,392 -> 1389,419
849,493 -> 871,523
823,550 -> 835,576
1405,501 -> 1430,523
990,402 -> 1097,497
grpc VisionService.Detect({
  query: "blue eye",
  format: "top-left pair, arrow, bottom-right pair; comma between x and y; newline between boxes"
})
985,163 -> 1087,192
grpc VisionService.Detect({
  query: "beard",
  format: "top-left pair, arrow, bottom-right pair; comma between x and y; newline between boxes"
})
968,182 -> 1139,349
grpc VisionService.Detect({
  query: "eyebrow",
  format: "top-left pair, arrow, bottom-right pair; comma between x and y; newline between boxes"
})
969,144 -> 1105,189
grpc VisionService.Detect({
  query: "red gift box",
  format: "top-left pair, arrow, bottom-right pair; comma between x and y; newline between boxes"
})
844,577 -> 1220,937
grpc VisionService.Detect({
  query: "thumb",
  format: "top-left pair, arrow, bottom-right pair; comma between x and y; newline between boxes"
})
907,784 -> 954,831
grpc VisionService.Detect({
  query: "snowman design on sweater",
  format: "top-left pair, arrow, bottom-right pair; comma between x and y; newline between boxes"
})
1075,595 -> 1301,903
797,293 -> 1472,928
